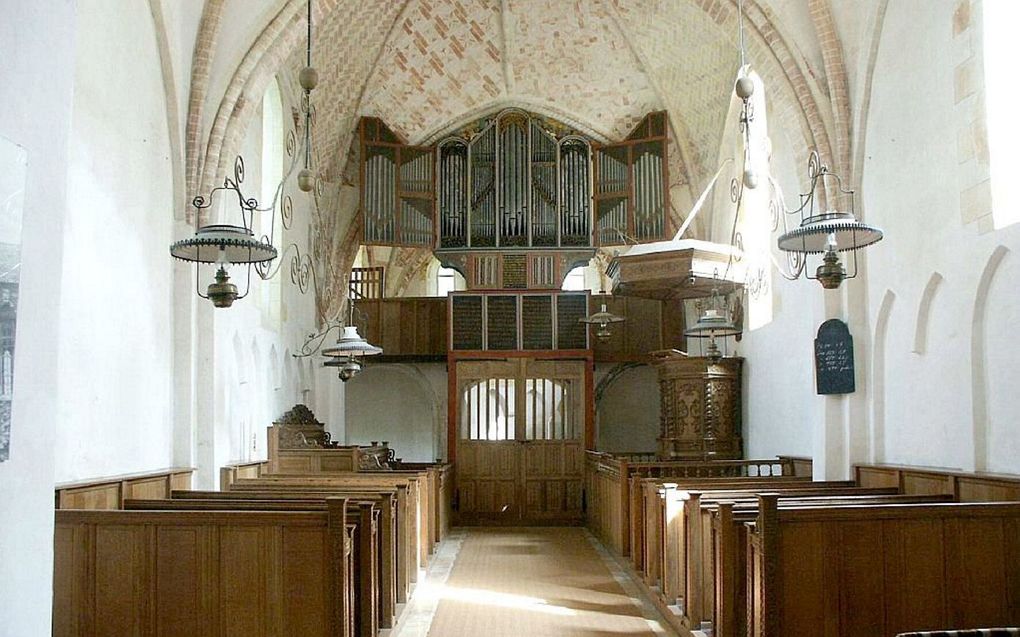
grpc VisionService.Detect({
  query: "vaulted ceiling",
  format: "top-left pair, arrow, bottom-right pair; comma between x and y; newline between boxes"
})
267,0 -> 865,194
190,0 -> 881,300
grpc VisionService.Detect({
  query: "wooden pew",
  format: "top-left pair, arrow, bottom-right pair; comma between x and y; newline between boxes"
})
709,493 -> 955,637
131,496 -> 390,637
54,499 -> 353,637
632,476 -> 820,579
584,452 -> 799,556
747,495 -> 1020,636
629,479 -> 932,635
228,474 -> 429,589
174,486 -> 416,610
666,485 -> 896,623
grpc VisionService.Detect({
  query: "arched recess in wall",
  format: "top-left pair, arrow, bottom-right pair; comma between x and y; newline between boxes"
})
269,344 -> 281,392
345,364 -> 442,462
595,363 -> 660,454
871,289 -> 896,463
229,332 -> 249,461
283,348 -> 295,403
912,272 -> 944,354
972,245 -> 1010,471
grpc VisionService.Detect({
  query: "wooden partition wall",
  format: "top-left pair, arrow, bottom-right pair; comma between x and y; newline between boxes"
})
55,467 -> 194,509
856,463 -> 1020,501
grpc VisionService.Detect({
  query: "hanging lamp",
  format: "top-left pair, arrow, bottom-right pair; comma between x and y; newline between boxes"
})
579,289 -> 626,343
776,151 -> 883,289
685,286 -> 741,361
169,159 -> 279,308
321,299 -> 382,382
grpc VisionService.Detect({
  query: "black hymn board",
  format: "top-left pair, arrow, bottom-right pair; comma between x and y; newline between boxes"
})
814,319 -> 855,395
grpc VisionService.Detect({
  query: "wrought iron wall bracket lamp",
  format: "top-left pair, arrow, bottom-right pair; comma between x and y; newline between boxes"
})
169,158 -> 278,308
776,151 -> 883,289
311,299 -> 383,383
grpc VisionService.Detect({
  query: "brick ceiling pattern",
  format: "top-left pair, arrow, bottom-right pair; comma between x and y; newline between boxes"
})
356,0 -> 661,145
263,0 -> 843,300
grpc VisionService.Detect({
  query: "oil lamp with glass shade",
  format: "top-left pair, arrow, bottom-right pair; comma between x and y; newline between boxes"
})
685,286 -> 742,362
776,151 -> 883,288
579,293 -> 626,343
321,302 -> 382,382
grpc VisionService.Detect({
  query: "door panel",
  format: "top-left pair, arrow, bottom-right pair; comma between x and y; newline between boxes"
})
454,358 -> 587,525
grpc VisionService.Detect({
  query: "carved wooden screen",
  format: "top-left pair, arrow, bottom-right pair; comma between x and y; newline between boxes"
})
360,118 -> 436,247
593,111 -> 670,245
436,109 -> 593,250
448,291 -> 589,352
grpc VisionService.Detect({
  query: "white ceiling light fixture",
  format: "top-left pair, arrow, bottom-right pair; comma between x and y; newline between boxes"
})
320,299 -> 382,382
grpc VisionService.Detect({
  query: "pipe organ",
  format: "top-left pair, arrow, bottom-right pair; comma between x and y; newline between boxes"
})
360,118 -> 436,248
359,111 -> 672,289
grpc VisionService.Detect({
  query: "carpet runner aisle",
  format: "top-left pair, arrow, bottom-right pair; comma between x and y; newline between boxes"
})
392,528 -> 671,637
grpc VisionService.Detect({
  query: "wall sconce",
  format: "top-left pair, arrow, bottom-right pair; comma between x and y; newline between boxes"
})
776,151 -> 883,289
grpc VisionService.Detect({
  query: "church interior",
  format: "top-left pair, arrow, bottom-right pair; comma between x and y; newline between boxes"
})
3,0 -> 1020,635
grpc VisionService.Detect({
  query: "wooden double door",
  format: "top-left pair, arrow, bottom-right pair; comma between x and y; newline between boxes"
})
451,358 -> 590,525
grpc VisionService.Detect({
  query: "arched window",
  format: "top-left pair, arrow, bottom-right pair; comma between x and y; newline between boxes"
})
561,266 -> 586,291
983,2 -> 1020,229
259,78 -> 284,326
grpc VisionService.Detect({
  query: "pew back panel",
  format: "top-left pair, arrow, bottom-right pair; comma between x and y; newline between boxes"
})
54,506 -> 349,637
856,463 -> 1020,502
748,498 -> 1020,637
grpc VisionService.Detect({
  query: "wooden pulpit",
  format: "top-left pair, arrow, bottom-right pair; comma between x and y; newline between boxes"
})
651,350 -> 743,460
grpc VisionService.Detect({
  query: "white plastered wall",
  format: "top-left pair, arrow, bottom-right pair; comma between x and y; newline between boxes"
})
595,364 -> 660,453
54,1 -> 176,482
345,363 -> 447,463
0,2 -> 77,634
862,0 -> 1020,474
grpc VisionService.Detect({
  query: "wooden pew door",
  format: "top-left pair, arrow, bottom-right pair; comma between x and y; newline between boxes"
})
453,358 -> 588,525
